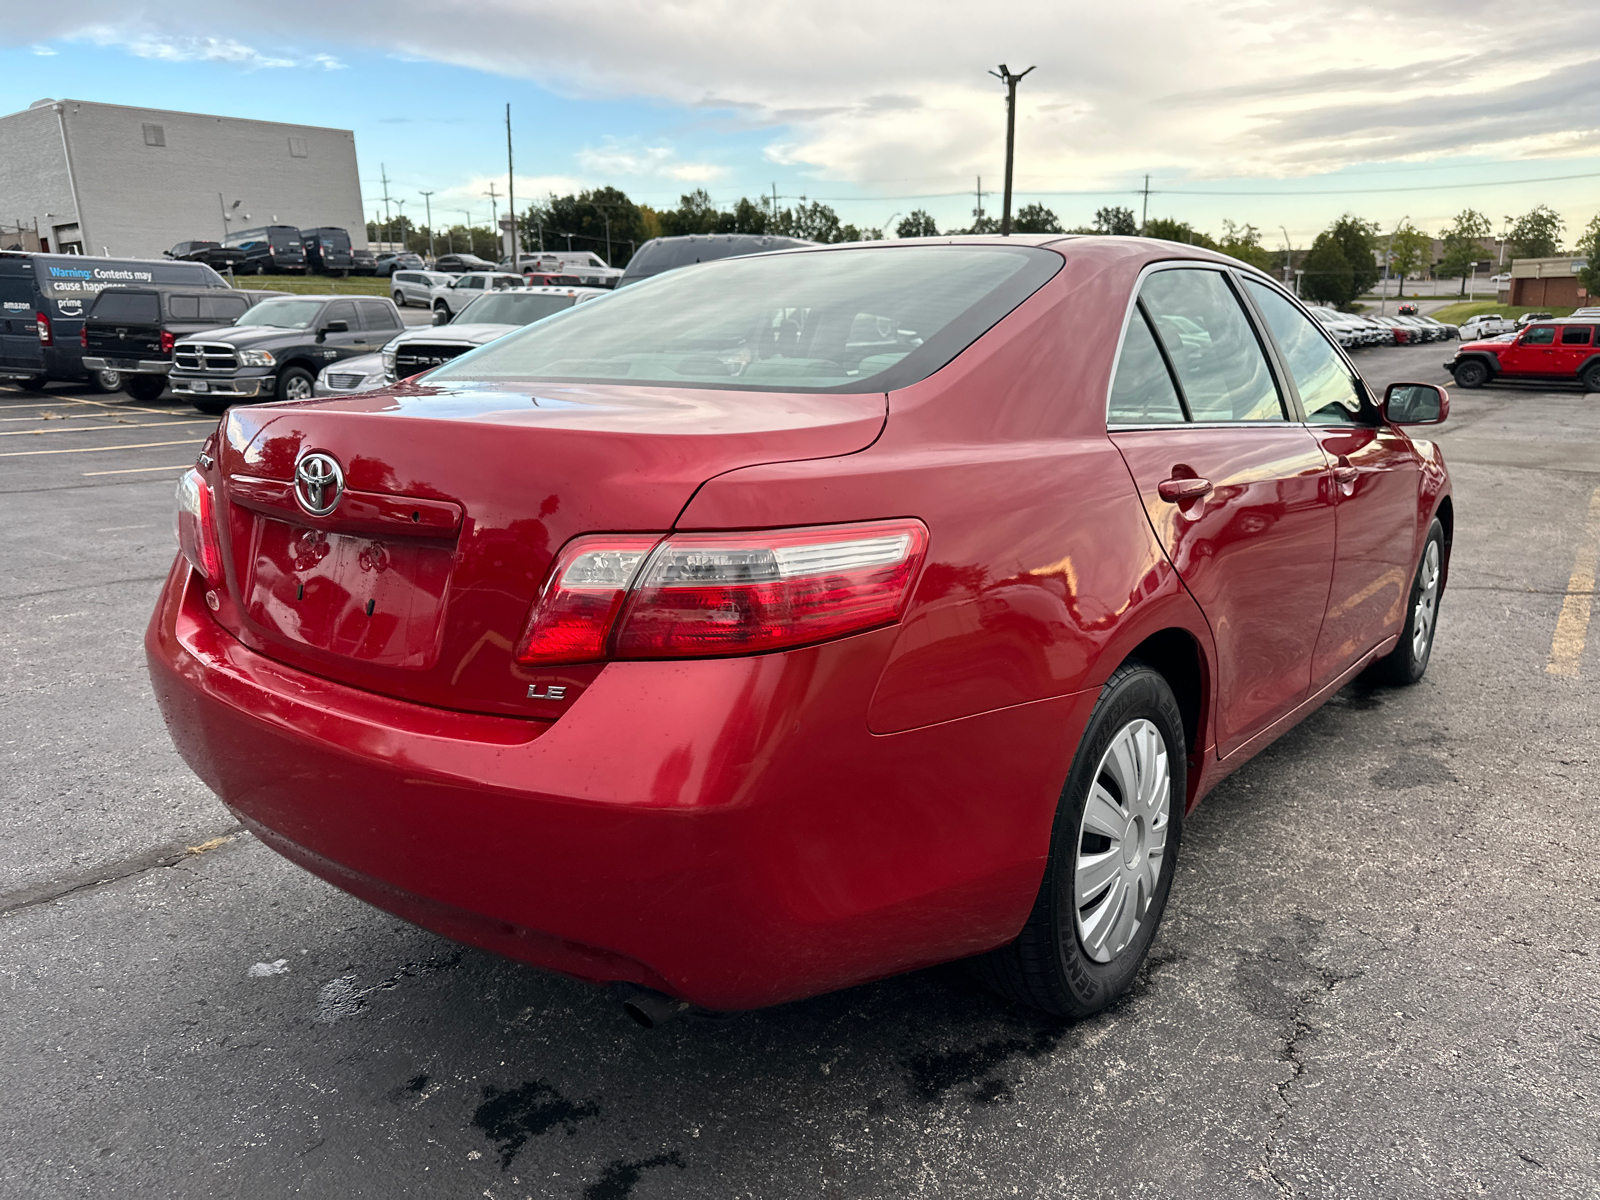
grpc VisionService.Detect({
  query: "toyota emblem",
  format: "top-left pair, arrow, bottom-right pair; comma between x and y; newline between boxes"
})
294,452 -> 344,516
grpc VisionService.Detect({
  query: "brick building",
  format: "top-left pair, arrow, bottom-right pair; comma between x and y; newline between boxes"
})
1507,256 -> 1590,308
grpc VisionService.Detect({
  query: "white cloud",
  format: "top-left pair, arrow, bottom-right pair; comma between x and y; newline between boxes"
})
70,26 -> 344,71
30,44 -> 58,56
10,3 -> 1600,192
576,139 -> 726,182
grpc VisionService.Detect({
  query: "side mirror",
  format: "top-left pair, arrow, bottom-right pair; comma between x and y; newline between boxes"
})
316,320 -> 349,341
1384,382 -> 1449,426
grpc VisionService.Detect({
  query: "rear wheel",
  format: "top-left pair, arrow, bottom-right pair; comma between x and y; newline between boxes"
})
13,375 -> 48,391
89,368 -> 123,393
974,661 -> 1185,1018
1581,363 -> 1600,393
275,366 -> 315,402
123,375 -> 167,402
1452,359 -> 1489,389
1366,518 -> 1445,686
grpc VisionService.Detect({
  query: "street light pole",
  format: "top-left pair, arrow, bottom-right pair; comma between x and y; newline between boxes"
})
988,64 -> 1035,237
1380,215 -> 1408,316
1279,225 -> 1293,286
420,191 -> 435,262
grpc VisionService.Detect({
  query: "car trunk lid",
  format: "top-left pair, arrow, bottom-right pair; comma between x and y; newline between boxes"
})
209,380 -> 885,716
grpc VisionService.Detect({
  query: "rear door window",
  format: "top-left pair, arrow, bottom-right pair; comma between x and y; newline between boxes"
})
1108,307 -> 1187,424
356,300 -> 400,331
1560,325 -> 1593,345
1138,269 -> 1285,422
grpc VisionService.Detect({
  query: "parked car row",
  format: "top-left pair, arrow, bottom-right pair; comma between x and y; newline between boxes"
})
1309,307 -> 1458,348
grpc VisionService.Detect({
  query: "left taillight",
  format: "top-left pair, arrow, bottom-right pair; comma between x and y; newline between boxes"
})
36,312 -> 51,346
174,468 -> 223,581
514,519 -> 928,666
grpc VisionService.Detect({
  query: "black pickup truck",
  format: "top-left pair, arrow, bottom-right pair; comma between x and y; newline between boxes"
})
80,287 -> 263,401
167,293 -> 405,412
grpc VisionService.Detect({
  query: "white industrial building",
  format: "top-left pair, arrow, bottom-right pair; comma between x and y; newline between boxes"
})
0,99 -> 367,259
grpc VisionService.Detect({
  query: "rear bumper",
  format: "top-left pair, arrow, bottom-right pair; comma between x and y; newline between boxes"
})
82,357 -> 171,374
146,561 -> 1085,1009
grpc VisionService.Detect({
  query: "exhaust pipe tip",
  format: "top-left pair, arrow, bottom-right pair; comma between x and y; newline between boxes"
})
614,984 -> 691,1029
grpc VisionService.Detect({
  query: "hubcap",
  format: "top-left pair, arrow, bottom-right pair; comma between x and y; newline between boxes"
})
1412,540 -> 1441,660
284,375 -> 312,400
1074,718 -> 1172,964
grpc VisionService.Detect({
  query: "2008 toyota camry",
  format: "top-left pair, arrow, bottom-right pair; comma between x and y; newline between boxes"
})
148,237 -> 1452,1020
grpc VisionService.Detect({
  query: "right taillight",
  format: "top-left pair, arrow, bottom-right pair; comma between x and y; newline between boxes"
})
174,468 -> 222,581
514,520 -> 928,666
35,312 -> 51,346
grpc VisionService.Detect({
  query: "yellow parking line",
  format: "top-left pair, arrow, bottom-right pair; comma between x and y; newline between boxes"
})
1547,484 -> 1600,677
58,396 -> 193,417
0,420 -> 213,437
0,438 -> 201,458
82,464 -> 195,476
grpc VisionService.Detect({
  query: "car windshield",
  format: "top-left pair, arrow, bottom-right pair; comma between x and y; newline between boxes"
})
429,245 -> 1060,393
237,298 -> 323,329
457,292 -> 582,325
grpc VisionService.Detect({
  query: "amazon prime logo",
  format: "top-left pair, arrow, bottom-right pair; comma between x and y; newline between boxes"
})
294,452 -> 344,516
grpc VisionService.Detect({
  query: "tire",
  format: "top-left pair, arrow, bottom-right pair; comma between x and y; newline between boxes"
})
974,661 -> 1185,1018
192,398 -> 229,415
14,375 -> 48,391
1452,359 -> 1489,389
1582,363 -> 1600,394
1365,518 -> 1445,686
392,290 -> 407,308
123,375 -> 167,402
275,366 -> 315,402
89,368 -> 124,393
433,302 -> 451,324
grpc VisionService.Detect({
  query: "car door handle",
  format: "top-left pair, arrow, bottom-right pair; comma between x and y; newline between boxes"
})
1333,465 -> 1359,485
1157,477 -> 1214,503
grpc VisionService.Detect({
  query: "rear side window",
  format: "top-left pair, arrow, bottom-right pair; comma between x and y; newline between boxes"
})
1139,269 -> 1284,422
432,245 -> 1061,394
1523,326 -> 1556,345
167,295 -> 200,319
1560,326 -> 1593,345
203,295 -> 249,321
1244,281 -> 1366,424
1108,309 -> 1186,424
91,291 -> 160,322
357,300 -> 400,330
395,273 -> 417,285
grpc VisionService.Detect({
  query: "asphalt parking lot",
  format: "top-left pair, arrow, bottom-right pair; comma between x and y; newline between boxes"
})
2,342 -> 1597,1199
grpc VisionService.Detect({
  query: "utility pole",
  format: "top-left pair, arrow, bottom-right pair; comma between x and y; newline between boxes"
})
461,209 -> 473,256
395,199 -> 407,256
988,63 -> 1035,236
484,183 -> 500,258
974,177 -> 987,230
420,191 -> 435,261
1280,226 -> 1293,286
505,104 -> 517,266
380,164 -> 393,252
1140,175 -> 1151,234
1379,215 -> 1408,316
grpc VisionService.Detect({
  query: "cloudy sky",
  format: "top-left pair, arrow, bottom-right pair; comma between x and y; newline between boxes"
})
4,1 -> 1598,246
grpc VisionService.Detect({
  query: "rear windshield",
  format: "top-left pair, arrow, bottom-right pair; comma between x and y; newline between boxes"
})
457,292 -> 580,325
237,298 -> 322,328
430,245 -> 1061,393
90,291 -> 160,322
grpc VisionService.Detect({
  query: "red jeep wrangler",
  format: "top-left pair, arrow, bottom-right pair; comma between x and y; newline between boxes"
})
1447,319 -> 1600,391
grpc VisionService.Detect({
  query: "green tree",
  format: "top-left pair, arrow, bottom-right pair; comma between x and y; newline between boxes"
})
896,210 -> 939,238
773,200 -> 845,242
1014,203 -> 1065,234
1143,217 -> 1218,250
1329,215 -> 1381,297
1387,222 -> 1431,282
1437,208 -> 1494,295
1300,231 -> 1354,307
1574,213 -> 1600,297
1094,206 -> 1138,235
521,187 -> 650,265
1508,204 -> 1565,259
1217,220 -> 1273,271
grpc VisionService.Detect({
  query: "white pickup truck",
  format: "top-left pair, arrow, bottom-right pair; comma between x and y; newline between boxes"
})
500,252 -> 623,289
1459,313 -> 1516,340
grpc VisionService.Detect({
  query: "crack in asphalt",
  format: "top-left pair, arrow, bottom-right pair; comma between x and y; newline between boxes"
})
0,827 -> 245,916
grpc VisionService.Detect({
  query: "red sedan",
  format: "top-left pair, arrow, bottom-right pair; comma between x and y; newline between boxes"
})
148,237 -> 1453,1021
